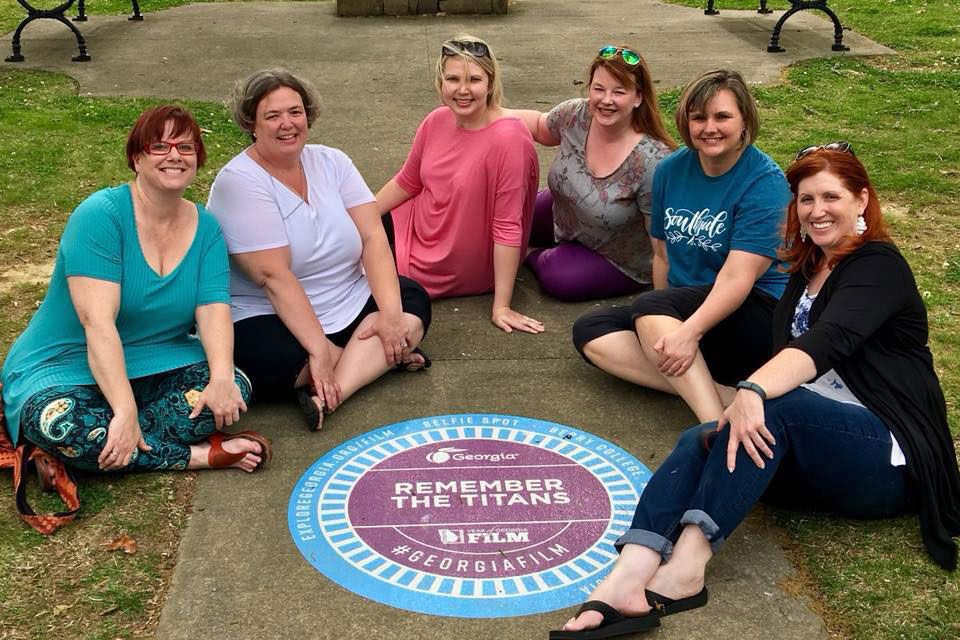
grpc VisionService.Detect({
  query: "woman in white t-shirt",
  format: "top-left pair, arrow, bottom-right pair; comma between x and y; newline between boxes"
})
207,69 -> 432,431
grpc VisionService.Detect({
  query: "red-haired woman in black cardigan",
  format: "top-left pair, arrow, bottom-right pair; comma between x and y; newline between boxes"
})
550,144 -> 960,640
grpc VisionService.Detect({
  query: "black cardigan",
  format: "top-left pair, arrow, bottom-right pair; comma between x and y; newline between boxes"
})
772,241 -> 960,570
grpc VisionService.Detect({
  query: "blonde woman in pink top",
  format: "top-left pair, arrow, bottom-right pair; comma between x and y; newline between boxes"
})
377,35 -> 544,334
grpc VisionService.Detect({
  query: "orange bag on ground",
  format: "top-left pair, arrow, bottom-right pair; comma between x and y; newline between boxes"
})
0,383 -> 80,534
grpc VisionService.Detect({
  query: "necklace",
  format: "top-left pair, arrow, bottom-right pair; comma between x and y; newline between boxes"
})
253,146 -> 306,200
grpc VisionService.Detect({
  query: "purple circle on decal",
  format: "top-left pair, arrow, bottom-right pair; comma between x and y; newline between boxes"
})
288,414 -> 654,617
348,438 -> 610,578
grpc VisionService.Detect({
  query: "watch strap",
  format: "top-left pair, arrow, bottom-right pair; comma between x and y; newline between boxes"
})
736,380 -> 767,401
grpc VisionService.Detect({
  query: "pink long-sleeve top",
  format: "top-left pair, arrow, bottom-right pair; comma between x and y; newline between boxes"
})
392,107 -> 539,299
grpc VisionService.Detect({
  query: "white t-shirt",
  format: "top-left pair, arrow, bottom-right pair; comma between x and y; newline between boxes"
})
207,144 -> 375,332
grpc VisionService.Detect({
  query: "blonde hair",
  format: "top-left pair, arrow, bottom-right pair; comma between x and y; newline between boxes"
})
434,34 -> 504,108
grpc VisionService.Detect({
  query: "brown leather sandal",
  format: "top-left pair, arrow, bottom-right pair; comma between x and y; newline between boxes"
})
207,431 -> 272,470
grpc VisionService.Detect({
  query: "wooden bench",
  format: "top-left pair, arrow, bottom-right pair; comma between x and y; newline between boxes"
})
5,0 -> 143,63
705,0 -> 849,53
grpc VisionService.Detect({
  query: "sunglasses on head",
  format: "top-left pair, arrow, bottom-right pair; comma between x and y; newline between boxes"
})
795,141 -> 855,161
597,45 -> 642,67
442,40 -> 490,59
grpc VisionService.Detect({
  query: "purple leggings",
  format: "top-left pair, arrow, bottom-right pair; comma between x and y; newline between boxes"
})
524,190 -> 646,302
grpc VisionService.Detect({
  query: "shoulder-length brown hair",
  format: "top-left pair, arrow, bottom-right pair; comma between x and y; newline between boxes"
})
780,149 -> 891,278
587,47 -> 677,149
675,69 -> 758,151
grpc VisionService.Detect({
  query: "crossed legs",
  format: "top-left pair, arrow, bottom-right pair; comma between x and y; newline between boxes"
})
574,309 -> 727,423
20,363 -> 263,473
293,310 -> 426,409
573,286 -> 775,422
560,389 -> 909,632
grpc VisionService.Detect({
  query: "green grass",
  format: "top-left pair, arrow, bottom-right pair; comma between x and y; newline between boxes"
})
0,473 -> 191,639
0,0 -> 959,638
0,70 -> 249,269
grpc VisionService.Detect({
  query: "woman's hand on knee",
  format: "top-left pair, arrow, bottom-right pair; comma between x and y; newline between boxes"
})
99,412 -> 151,471
356,311 -> 410,366
653,325 -> 700,376
308,350 -> 342,412
717,391 -> 776,473
491,306 -> 545,334
190,377 -> 248,429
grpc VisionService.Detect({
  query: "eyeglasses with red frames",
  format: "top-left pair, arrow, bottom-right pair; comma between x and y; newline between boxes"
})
795,141 -> 854,161
145,140 -> 198,156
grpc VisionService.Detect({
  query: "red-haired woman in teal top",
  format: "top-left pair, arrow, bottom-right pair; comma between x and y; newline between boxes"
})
1,106 -> 271,477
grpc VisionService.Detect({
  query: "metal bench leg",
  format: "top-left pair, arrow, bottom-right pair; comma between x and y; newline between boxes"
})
59,14 -> 91,60
73,0 -> 86,22
758,0 -> 772,14
767,6 -> 800,52
129,0 -> 143,21
704,0 -> 719,16
5,15 -> 37,62
819,4 -> 849,51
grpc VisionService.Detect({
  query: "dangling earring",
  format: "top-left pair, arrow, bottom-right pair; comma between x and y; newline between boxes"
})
800,227 -> 807,242
856,214 -> 867,235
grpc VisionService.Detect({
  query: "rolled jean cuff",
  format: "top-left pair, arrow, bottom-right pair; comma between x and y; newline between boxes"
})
615,529 -> 674,563
680,509 -> 725,554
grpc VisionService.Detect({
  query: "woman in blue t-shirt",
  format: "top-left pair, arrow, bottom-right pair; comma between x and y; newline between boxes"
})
1,106 -> 270,479
572,69 -> 790,423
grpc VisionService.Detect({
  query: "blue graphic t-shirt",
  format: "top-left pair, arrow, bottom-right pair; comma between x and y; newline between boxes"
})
650,145 -> 790,299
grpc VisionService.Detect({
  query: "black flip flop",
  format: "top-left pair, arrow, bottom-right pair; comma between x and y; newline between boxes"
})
392,346 -> 432,372
645,587 -> 708,616
295,386 -> 324,432
549,600 -> 660,639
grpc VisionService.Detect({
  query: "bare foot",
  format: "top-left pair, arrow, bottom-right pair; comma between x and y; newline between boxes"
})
715,383 -> 737,409
310,394 -> 326,430
560,551 -> 656,632
647,565 -> 703,600
189,437 -> 263,472
645,562 -> 706,603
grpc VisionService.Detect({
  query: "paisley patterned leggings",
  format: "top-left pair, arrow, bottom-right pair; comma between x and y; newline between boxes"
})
20,363 -> 252,472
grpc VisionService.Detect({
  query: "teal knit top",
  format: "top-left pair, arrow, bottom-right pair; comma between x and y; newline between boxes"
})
1,184 -> 230,444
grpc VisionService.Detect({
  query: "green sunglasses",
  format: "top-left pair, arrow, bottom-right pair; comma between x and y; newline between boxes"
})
598,45 -> 642,66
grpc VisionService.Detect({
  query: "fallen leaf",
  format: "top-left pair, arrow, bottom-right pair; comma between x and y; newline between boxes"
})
102,534 -> 137,555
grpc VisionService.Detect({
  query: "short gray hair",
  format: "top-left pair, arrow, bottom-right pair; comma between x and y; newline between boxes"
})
230,69 -> 320,140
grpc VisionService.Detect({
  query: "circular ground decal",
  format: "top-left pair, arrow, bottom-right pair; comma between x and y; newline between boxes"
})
288,414 -> 651,617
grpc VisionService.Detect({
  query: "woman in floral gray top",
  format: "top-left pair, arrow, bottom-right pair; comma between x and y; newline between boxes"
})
510,45 -> 676,301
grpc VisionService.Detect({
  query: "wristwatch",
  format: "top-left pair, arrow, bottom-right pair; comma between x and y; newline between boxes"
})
736,380 -> 767,401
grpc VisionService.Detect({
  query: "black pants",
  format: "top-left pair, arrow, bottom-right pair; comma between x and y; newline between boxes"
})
571,284 -> 777,386
234,276 -> 431,402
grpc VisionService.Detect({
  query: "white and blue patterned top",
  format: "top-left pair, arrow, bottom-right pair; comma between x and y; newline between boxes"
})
792,289 -> 905,466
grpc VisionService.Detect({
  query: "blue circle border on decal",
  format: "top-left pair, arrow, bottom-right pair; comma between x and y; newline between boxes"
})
287,414 -> 651,618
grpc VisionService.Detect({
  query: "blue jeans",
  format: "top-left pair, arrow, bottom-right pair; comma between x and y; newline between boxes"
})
617,388 -> 909,560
